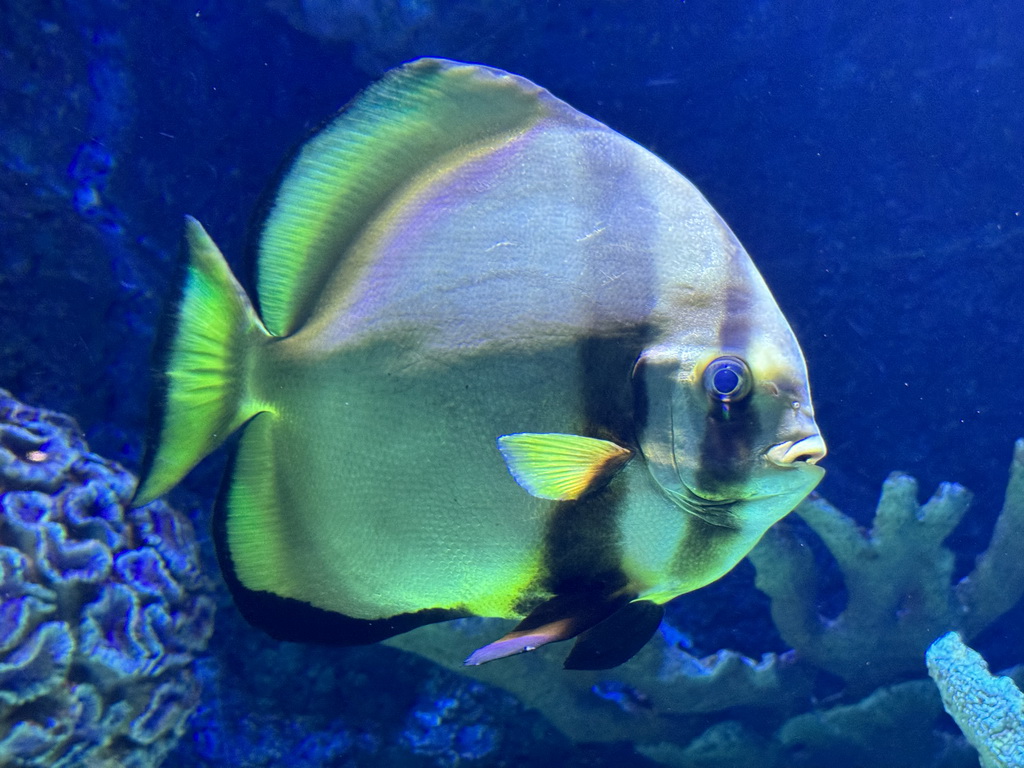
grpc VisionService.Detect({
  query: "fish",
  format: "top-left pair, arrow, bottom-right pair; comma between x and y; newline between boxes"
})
133,57 -> 826,670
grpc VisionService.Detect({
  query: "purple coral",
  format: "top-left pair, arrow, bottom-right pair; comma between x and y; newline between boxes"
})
0,389 -> 214,766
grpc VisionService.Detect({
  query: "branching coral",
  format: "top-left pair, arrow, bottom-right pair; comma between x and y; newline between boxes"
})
748,440 -> 1024,694
389,619 -> 811,746
0,389 -> 214,767
637,678 -> 979,768
391,442 -> 1024,767
927,632 -> 1024,768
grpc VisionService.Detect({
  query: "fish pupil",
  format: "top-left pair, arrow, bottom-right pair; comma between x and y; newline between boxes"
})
703,356 -> 751,402
713,368 -> 740,395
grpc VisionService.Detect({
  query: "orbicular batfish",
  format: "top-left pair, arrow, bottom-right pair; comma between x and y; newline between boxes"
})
134,58 -> 826,670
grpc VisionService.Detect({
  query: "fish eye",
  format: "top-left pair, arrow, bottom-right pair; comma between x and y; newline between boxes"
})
703,356 -> 752,402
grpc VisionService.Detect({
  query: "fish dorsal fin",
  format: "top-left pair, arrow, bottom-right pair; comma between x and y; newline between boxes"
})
256,58 -> 561,336
497,433 -> 632,500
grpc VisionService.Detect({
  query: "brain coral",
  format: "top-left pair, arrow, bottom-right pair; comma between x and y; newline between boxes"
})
0,389 -> 214,767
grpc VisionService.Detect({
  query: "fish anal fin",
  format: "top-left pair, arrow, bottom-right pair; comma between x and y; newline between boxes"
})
563,600 -> 664,670
219,412 -> 289,595
497,433 -> 632,500
215,415 -> 469,644
464,590 -> 631,666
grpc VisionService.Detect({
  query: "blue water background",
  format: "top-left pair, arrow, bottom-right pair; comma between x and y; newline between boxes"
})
2,0 -> 1023,764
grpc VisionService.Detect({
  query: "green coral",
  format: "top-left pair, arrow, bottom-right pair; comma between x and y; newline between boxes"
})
749,439 -> 1024,694
638,680 -> 977,768
390,442 -> 1024,766
775,679 -> 970,768
389,620 -> 811,746
638,721 -> 779,768
927,632 -> 1024,768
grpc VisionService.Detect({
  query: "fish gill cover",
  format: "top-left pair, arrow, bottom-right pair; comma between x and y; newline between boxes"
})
2,1 -> 1024,767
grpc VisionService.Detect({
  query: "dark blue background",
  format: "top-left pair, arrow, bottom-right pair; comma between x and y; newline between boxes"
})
3,0 -> 1023,763
7,0 -> 1023,522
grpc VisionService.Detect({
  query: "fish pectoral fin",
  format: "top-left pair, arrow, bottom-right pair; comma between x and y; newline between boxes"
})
464,590 -> 632,666
496,433 -> 632,500
563,600 -> 664,670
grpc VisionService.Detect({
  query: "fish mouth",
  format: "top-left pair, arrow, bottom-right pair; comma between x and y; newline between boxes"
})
766,434 -> 827,467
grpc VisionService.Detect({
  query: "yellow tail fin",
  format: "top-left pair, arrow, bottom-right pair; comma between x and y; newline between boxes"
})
134,217 -> 270,505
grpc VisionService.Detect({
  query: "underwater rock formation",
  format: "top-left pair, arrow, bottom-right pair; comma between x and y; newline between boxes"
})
391,442 -> 1024,767
0,389 -> 214,767
927,632 -> 1024,768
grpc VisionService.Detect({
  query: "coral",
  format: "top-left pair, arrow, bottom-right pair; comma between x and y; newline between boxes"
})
622,679 -> 978,768
637,722 -> 779,768
0,389 -> 214,767
389,617 -> 813,746
169,648 -> 381,768
748,439 -> 1024,693
402,677 -> 500,765
395,617 -> 981,767
390,443 -> 1024,767
927,632 -> 1024,768
774,679 -> 974,768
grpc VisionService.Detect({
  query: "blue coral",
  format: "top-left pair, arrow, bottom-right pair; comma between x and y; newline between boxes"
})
927,632 -> 1024,768
403,678 -> 500,765
0,389 -> 214,767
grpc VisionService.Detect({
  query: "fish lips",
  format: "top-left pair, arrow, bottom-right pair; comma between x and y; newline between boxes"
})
765,434 -> 827,467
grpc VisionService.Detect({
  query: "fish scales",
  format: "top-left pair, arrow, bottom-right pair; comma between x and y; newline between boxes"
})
134,58 -> 825,669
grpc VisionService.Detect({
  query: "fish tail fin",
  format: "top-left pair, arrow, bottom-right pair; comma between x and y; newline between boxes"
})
133,216 -> 271,506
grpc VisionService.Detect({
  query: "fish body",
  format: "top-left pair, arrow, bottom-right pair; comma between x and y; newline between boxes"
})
135,58 -> 825,668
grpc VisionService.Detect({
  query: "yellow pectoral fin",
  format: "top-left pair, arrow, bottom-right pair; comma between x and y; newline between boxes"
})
497,433 -> 632,500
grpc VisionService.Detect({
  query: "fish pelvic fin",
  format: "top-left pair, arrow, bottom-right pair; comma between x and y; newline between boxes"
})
563,600 -> 664,670
134,217 -> 272,506
464,590 -> 633,666
497,433 -> 632,500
